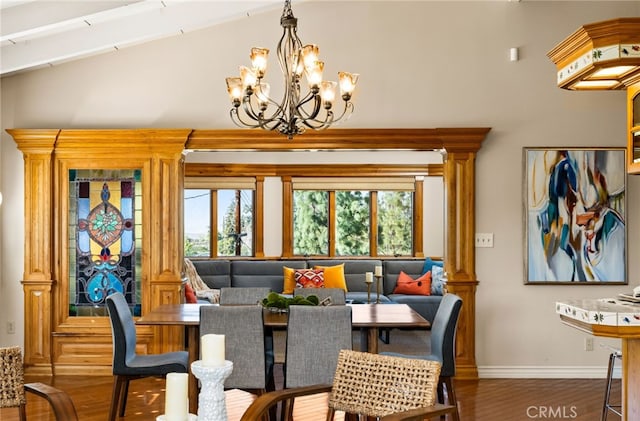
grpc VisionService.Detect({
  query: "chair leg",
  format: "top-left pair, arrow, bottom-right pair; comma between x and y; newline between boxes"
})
442,376 -> 460,421
119,378 -> 130,417
602,352 -> 622,421
19,403 -> 27,421
109,375 -> 125,421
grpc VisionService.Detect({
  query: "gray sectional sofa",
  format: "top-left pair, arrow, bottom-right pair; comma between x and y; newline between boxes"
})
190,258 -> 444,323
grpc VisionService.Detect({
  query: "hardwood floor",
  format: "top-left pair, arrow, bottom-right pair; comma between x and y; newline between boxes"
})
1,368 -> 619,421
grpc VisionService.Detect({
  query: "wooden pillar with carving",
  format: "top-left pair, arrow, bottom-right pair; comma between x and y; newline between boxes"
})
9,129 -> 59,375
442,149 -> 479,379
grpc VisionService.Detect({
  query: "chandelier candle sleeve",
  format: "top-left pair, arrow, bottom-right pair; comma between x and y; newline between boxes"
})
165,372 -> 189,421
202,334 -> 225,366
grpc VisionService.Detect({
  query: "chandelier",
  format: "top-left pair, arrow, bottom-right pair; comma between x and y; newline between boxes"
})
225,0 -> 358,139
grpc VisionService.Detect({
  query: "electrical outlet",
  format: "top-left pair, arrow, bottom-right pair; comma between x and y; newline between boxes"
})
475,233 -> 494,248
585,337 -> 594,351
7,321 -> 15,334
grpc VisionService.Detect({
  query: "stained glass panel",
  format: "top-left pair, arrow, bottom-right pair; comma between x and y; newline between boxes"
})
68,169 -> 142,316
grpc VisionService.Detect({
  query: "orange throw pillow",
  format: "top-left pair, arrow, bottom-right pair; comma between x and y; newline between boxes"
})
393,271 -> 431,296
313,264 -> 348,291
282,266 -> 297,294
295,269 -> 325,288
184,283 -> 198,303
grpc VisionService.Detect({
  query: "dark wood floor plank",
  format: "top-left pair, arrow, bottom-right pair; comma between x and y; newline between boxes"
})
0,372 -> 619,421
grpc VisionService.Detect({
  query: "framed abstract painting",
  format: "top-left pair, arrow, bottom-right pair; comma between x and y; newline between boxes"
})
523,147 -> 627,284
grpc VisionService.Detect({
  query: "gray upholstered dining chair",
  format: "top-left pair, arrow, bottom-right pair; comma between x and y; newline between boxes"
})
200,305 -> 275,420
105,292 -> 189,421
281,305 -> 352,419
293,287 -> 347,305
199,304 -> 275,394
382,293 -> 463,421
219,287 -> 271,305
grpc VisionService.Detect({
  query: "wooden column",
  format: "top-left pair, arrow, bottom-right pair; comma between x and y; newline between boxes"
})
8,129 -> 59,374
442,147 -> 481,380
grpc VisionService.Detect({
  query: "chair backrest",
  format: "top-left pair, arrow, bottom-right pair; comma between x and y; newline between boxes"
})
329,349 -> 442,418
429,293 -> 462,377
285,305 -> 352,388
105,292 -> 138,374
0,346 -> 26,408
293,288 -> 346,305
219,287 -> 271,305
200,305 -> 270,390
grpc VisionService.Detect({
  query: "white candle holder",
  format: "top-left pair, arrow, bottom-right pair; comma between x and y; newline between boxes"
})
191,360 -> 234,421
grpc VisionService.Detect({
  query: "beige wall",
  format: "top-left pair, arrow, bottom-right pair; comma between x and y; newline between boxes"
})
2,1 -> 640,377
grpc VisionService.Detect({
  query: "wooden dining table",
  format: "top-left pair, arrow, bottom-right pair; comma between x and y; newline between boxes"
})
137,302 -> 430,414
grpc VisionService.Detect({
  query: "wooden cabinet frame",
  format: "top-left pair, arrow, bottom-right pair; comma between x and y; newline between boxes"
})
9,127 -> 489,379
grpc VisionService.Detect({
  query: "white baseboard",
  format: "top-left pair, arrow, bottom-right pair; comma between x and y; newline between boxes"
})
478,366 -> 622,379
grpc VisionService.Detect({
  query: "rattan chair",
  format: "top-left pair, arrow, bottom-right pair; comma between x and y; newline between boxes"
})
240,349 -> 457,421
0,346 -> 79,420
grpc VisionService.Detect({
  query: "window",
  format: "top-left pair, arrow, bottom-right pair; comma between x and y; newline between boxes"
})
184,177 -> 256,258
289,177 -> 419,257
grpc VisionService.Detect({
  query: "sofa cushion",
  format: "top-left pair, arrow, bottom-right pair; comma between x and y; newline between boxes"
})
431,266 -> 446,295
184,283 -> 198,303
308,260 -> 382,292
312,264 -> 347,291
295,269 -> 324,288
421,257 -> 443,275
232,260 -> 307,292
393,271 -> 431,296
191,259 -> 231,289
382,260 -> 425,296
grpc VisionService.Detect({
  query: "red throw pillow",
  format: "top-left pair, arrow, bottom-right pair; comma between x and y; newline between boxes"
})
392,271 -> 432,296
294,269 -> 325,288
184,283 -> 198,303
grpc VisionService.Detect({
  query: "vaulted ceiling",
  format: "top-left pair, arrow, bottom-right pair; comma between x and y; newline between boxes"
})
0,0 -> 291,77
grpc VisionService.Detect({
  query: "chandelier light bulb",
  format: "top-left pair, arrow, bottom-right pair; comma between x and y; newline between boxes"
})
225,77 -> 243,105
320,81 -> 337,108
256,82 -> 271,110
305,61 -> 324,90
240,66 -> 257,91
339,72 -> 359,98
300,44 -> 319,70
250,48 -> 269,78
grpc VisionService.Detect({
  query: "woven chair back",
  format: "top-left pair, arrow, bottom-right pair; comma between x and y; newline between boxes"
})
329,349 -> 442,417
0,346 -> 26,408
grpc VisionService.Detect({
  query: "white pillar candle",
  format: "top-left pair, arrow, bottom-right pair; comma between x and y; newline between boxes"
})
374,265 -> 382,277
201,333 -> 225,366
165,372 -> 188,421
365,272 -> 373,283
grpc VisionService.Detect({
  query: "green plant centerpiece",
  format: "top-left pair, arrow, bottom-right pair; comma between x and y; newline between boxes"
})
261,291 -> 320,312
